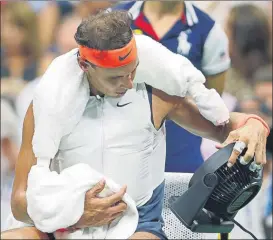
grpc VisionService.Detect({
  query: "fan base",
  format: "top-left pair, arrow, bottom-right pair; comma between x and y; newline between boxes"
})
190,209 -> 234,233
191,220 -> 234,233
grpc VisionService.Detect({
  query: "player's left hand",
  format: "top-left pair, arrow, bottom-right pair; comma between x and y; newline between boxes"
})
216,118 -> 267,168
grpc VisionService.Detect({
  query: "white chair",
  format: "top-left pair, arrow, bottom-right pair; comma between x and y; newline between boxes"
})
163,173 -> 217,239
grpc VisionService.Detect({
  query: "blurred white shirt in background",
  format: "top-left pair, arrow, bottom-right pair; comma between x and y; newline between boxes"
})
193,1 -> 270,27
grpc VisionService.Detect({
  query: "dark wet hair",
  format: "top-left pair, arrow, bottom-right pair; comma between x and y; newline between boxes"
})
74,10 -> 133,51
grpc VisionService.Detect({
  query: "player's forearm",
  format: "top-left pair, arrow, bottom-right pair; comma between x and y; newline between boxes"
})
11,191 -> 33,225
168,98 -> 250,143
201,112 -> 258,143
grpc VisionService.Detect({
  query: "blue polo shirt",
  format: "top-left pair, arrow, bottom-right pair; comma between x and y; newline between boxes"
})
112,1 -> 230,173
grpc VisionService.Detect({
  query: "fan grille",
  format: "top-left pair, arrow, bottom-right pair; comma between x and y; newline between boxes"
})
204,161 -> 260,214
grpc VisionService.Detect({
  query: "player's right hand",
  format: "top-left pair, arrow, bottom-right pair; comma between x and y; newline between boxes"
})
72,179 -> 127,229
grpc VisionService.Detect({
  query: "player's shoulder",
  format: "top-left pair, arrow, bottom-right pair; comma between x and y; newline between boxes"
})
110,1 -> 136,11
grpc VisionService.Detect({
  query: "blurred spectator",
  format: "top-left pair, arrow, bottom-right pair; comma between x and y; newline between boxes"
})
235,64 -> 272,126
29,1 -> 75,53
28,1 -> 74,16
35,2 -> 62,53
224,4 -> 272,101
1,98 -> 20,231
31,1 -> 115,54
52,14 -> 82,54
113,0 -> 231,173
1,2 -> 41,81
227,4 -> 271,78
75,1 -> 116,18
253,65 -> 272,117
1,2 -> 41,96
194,1 -> 270,27
39,14 -> 82,74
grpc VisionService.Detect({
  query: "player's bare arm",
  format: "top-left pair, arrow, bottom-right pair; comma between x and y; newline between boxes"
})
152,89 -> 268,168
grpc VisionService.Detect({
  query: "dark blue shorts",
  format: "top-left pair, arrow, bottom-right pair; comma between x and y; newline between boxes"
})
135,181 -> 167,239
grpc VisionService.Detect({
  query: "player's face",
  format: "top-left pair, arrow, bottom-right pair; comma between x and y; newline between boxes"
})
86,58 -> 139,98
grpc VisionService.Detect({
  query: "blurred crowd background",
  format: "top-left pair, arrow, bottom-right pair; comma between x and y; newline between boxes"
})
1,1 -> 272,239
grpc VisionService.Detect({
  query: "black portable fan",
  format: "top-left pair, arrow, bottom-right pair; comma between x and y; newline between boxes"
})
169,143 -> 263,240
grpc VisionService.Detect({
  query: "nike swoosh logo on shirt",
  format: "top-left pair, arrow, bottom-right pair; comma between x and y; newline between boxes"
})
117,102 -> 132,107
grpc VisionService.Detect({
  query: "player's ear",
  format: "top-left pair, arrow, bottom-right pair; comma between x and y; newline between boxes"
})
77,57 -> 89,72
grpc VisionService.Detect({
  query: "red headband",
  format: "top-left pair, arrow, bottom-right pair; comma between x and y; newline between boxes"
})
78,36 -> 137,68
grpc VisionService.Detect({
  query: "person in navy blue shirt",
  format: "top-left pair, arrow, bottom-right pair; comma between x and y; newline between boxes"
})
112,1 -> 231,173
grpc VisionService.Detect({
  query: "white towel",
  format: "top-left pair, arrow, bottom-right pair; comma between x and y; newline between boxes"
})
24,162 -> 138,239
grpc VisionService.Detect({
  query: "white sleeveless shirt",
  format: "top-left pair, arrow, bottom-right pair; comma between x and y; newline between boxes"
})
52,82 -> 166,207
